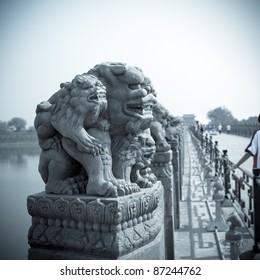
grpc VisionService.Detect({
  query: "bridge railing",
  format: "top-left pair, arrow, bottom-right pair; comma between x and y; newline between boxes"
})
190,127 -> 260,259
228,124 -> 259,138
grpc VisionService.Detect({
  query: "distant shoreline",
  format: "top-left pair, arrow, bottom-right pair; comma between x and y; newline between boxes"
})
0,130 -> 39,148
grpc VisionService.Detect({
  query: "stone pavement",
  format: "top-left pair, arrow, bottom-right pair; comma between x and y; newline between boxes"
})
174,130 -> 254,260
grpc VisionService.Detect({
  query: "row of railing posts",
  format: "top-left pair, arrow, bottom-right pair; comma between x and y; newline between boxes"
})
151,124 -> 185,259
229,124 -> 259,138
190,127 -> 260,259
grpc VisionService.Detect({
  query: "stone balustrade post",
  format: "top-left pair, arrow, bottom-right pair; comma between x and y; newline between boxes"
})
221,150 -> 232,207
214,141 -> 219,170
204,163 -> 214,198
179,131 -> 185,190
151,149 -> 175,259
207,178 -> 228,232
209,136 -> 213,161
225,212 -> 243,260
205,133 -> 209,153
168,138 -> 180,229
222,150 -> 230,196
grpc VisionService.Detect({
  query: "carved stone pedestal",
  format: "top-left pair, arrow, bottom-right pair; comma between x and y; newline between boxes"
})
27,182 -> 164,260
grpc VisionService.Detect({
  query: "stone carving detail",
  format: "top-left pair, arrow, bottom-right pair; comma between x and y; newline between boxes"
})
151,103 -> 171,152
29,62 -> 174,259
166,115 -> 183,141
53,197 -> 71,220
35,62 -> 158,197
70,198 -> 87,222
87,199 -> 105,223
37,197 -> 54,218
27,183 -> 163,258
28,188 -> 162,226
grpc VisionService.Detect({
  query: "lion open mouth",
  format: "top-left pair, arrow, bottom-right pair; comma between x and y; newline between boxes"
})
88,92 -> 106,103
127,103 -> 153,115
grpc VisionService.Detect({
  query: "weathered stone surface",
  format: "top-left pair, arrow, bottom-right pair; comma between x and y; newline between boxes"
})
151,150 -> 174,260
28,182 -> 164,259
151,103 -> 171,152
34,62 -> 157,197
29,62 -> 186,260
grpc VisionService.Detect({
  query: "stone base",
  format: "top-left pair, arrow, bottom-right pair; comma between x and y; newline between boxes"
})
27,182 -> 164,260
28,229 -> 164,260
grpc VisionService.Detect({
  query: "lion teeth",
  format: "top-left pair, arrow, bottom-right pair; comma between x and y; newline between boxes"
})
127,103 -> 153,114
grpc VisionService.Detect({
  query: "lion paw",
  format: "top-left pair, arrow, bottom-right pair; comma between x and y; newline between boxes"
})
86,180 -> 117,197
116,182 -> 140,196
136,178 -> 153,188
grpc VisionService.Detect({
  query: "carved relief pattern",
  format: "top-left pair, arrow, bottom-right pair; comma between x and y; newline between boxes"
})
28,183 -> 163,257
86,199 -> 105,223
53,198 -> 71,220
27,196 -> 39,217
37,197 -> 54,218
141,194 -> 152,214
127,198 -> 140,220
104,201 -> 121,224
70,198 -> 87,222
28,190 -> 161,227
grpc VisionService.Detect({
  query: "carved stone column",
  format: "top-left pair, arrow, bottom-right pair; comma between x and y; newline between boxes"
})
178,131 -> 185,192
27,182 -> 164,260
168,138 -> 180,229
151,150 -> 174,259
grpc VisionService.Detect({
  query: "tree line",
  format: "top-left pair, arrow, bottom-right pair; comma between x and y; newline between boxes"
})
0,117 -> 35,133
206,106 -> 258,126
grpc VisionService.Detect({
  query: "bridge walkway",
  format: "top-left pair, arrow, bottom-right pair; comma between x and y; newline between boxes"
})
174,131 -> 254,260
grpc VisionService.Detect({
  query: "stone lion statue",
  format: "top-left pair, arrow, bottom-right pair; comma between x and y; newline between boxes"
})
35,100 -> 86,195
35,62 -> 158,197
165,114 -> 183,141
87,62 -> 158,189
35,74 -> 119,196
151,103 -> 171,152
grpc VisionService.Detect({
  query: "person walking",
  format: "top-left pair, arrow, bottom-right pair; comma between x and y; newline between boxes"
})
231,115 -> 260,170
218,123 -> 222,134
226,124 -> 231,134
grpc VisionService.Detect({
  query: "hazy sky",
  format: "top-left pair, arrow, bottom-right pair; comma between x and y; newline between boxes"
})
0,0 -> 259,126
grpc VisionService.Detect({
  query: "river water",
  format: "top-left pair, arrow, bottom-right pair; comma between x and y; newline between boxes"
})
0,146 -> 43,260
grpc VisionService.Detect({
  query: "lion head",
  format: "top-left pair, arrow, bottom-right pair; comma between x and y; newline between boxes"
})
87,62 -> 157,135
49,74 -> 107,130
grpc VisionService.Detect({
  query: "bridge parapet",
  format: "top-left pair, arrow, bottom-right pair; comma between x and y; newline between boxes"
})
190,128 -> 260,259
229,124 -> 259,138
